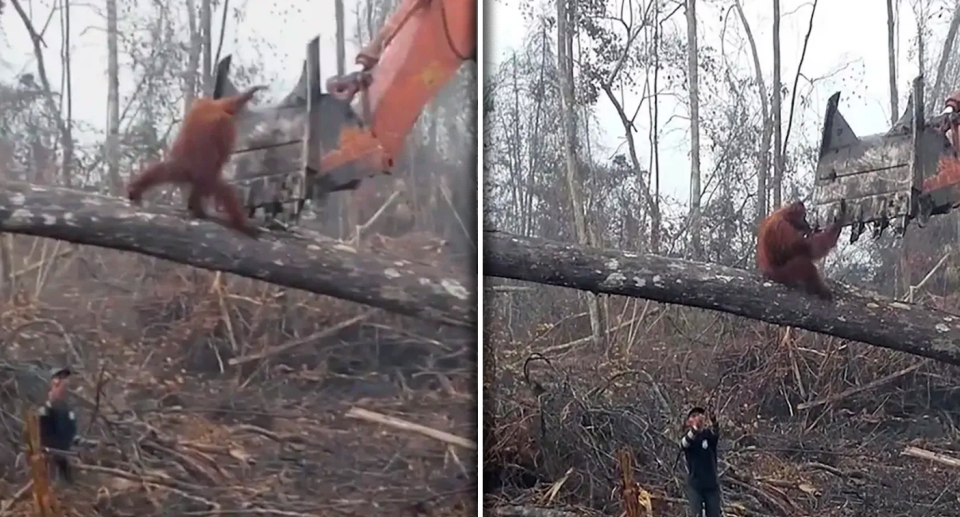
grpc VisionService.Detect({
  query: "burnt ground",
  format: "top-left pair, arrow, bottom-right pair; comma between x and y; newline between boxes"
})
484,315 -> 960,517
0,277 -> 477,517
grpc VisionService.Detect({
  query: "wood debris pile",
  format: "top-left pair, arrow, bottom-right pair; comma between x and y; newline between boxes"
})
485,334 -> 960,517
0,288 -> 477,516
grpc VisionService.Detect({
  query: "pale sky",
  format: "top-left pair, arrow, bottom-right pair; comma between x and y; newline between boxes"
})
0,0 -> 944,205
488,0 -> 931,202
0,0 -> 365,147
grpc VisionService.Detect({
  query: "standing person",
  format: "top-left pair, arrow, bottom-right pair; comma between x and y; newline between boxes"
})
679,406 -> 722,517
37,367 -> 78,484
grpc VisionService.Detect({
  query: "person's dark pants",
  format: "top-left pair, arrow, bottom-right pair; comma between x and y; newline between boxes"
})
686,486 -> 722,517
47,454 -> 72,484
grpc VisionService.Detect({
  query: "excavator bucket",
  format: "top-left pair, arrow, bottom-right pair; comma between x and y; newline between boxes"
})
209,0 -> 476,230
810,76 -> 945,242
211,37 -> 388,227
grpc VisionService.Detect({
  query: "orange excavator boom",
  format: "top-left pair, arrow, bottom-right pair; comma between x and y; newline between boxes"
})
208,0 -> 477,226
320,0 -> 477,177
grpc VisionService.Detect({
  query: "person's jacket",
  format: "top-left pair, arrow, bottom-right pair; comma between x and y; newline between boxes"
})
679,423 -> 719,490
38,399 -> 77,482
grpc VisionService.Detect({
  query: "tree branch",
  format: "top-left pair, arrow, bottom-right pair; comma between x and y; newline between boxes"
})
782,0 -> 818,155
930,2 -> 960,110
484,231 -> 960,365
0,181 -> 475,329
9,0 -> 75,185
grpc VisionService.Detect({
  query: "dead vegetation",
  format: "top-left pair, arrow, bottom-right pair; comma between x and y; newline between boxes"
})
484,292 -> 960,517
0,231 -> 476,517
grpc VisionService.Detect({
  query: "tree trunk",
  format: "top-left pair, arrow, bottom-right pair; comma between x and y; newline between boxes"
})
184,0 -> 200,110
595,14 -> 659,253
686,0 -> 702,258
0,181 -> 475,328
733,0 -> 770,222
600,87 -> 659,253
106,0 -> 120,194
650,8 -> 662,251
929,2 -> 960,112
336,0 -> 347,76
201,0 -> 213,93
485,231 -> 960,366
887,0 -> 899,125
62,0 -> 74,187
772,0 -> 783,208
8,0 -> 75,187
336,0 -> 352,239
557,0 -> 603,345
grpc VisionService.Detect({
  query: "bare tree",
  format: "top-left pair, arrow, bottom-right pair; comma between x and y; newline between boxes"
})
586,2 -> 660,252
106,0 -> 121,193
334,0 -> 349,238
62,0 -> 74,186
887,0 -> 899,125
732,1 -> 770,222
557,0 -> 602,345
336,0 -> 347,76
201,0 -> 213,92
8,0 -> 76,187
929,1 -> 960,109
649,6 -> 662,251
686,0 -> 702,258
185,0 -> 201,110
772,0 -> 783,208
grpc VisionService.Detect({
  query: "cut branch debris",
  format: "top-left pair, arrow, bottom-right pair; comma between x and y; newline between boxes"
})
345,407 -> 476,450
484,230 -> 960,365
0,181 -> 475,328
228,310 -> 375,366
902,446 -> 960,469
796,362 -> 925,410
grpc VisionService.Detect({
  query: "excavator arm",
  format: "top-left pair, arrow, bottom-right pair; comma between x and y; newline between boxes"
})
207,0 -> 476,227
320,0 -> 477,178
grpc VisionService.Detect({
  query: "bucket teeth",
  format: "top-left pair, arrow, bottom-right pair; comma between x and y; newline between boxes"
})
209,39 -> 389,229
871,218 -> 888,239
850,221 -> 864,243
810,76 -> 943,237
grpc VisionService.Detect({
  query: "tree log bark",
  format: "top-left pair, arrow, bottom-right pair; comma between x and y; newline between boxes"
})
0,181 -> 475,328
484,231 -> 960,365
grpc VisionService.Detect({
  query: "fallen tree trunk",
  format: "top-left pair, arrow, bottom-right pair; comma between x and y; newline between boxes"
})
484,230 -> 960,366
0,181 -> 475,328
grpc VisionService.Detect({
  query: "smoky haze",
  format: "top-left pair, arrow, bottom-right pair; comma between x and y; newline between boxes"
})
0,0 -> 477,513
483,1 -> 960,514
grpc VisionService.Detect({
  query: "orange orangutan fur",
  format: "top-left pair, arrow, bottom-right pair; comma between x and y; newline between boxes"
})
756,201 -> 842,300
127,86 -> 266,237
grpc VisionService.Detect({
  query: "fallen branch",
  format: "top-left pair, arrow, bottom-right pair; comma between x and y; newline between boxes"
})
484,231 -> 960,366
796,361 -> 924,410
350,189 -> 401,244
0,181 -> 475,328
228,310 -> 375,366
902,446 -> 960,468
0,482 -> 33,517
345,407 -> 476,450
